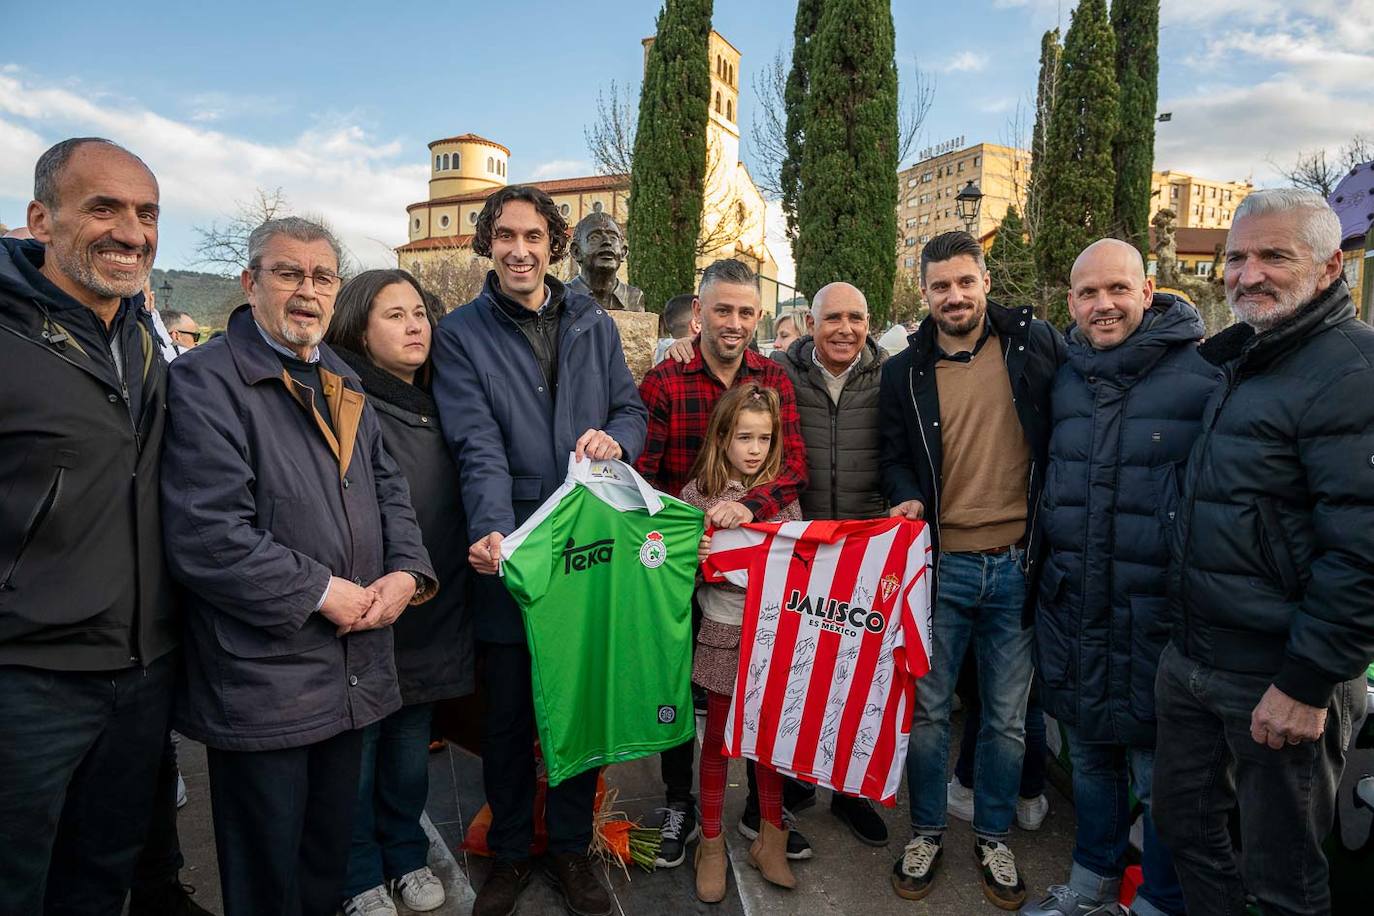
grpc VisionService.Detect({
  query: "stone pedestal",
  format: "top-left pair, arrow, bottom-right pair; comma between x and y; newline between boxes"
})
608,310 -> 659,382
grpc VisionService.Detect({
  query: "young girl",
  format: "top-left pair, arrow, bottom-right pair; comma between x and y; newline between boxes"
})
681,383 -> 801,903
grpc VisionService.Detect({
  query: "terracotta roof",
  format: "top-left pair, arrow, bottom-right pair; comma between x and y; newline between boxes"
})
405,173 -> 629,212
395,234 -> 475,253
427,134 -> 510,155
1149,226 -> 1228,255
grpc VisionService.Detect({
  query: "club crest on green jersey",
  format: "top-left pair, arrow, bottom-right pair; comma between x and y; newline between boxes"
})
639,530 -> 667,569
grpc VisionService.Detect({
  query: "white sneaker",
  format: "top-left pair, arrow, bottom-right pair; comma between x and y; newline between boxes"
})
343,884 -> 397,916
175,769 -> 187,809
946,777 -> 974,822
1016,793 -> 1050,831
396,866 -> 445,912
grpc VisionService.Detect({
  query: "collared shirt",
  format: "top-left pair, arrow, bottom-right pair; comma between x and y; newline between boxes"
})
634,343 -> 808,521
811,347 -> 861,403
935,317 -> 993,364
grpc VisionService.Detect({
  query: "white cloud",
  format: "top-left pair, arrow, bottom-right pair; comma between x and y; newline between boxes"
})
525,158 -> 593,181
0,70 -> 426,269
940,51 -> 988,74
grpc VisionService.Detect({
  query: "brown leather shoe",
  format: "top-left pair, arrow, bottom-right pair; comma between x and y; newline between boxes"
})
545,852 -> 612,916
474,859 -> 531,916
747,818 -> 796,889
694,832 -> 729,903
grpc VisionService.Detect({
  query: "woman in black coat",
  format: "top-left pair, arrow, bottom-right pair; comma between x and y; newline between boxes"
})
325,269 -> 473,915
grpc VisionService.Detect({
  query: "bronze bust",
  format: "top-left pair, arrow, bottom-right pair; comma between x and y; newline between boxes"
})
567,212 -> 644,311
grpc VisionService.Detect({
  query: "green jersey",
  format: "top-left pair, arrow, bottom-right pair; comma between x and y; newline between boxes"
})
500,456 -> 703,785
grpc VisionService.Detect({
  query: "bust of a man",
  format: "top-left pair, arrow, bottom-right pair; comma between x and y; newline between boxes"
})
567,212 -> 644,311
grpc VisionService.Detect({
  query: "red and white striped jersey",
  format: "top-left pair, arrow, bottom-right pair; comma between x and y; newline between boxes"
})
702,518 -> 932,805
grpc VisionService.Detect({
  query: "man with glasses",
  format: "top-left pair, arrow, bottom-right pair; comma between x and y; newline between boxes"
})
161,216 -> 436,916
159,309 -> 201,351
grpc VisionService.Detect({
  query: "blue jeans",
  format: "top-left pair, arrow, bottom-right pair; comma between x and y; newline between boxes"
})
954,676 -> 1048,800
1064,729 -> 1185,916
343,702 -> 435,898
907,549 -> 1032,840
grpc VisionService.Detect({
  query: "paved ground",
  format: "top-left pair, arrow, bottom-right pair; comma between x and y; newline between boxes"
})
171,708 -> 1076,915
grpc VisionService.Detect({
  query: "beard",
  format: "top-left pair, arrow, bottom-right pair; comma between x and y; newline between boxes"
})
278,296 -> 326,348
48,236 -> 153,300
1228,274 -> 1320,332
932,302 -> 985,339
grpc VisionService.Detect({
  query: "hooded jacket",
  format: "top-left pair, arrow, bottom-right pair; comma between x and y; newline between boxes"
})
1169,280 -> 1374,707
1035,295 -> 1220,745
0,237 -> 176,671
776,335 -> 887,520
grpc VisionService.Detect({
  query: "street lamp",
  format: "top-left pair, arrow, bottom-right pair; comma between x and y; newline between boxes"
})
159,279 -> 173,310
955,180 -> 984,235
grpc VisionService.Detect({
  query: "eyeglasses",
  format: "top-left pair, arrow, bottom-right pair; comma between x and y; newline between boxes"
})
260,266 -> 341,295
173,328 -> 202,343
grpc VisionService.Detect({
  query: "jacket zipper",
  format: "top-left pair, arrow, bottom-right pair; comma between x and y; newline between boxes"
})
908,367 -> 941,548
1,466 -> 66,590
1180,367 -> 1238,652
828,395 -> 839,519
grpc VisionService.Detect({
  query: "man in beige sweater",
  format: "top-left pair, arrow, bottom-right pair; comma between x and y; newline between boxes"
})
879,231 -> 1065,910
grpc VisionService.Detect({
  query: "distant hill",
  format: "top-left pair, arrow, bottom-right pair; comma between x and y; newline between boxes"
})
150,268 -> 242,331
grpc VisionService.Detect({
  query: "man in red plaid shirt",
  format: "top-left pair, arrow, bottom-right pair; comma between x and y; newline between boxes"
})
635,257 -> 810,869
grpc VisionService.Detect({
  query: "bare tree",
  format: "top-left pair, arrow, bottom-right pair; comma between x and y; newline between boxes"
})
584,81 -> 637,179
410,256 -> 489,312
193,187 -> 361,277
1271,134 -> 1373,197
896,58 -> 937,168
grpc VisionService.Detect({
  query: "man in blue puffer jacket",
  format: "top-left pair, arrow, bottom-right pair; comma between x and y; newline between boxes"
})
1023,239 -> 1219,916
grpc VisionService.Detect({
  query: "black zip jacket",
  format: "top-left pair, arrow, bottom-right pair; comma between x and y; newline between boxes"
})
1170,280 -> 1374,706
0,237 -> 177,670
879,301 -> 1066,622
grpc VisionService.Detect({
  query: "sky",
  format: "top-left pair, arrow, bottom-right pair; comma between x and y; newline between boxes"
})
3,0 -> 1371,286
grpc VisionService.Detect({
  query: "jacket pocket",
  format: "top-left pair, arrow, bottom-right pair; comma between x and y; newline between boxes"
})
1127,595 -> 1169,723
0,449 -> 77,591
511,476 -> 542,504
1151,462 -> 1183,532
1255,498 -> 1302,600
1033,560 -> 1074,689
213,610 -> 336,660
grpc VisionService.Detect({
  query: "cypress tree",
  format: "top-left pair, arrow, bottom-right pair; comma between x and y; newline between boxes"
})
1026,29 -> 1061,239
986,205 -> 1037,305
1110,0 -> 1159,255
780,0 -> 822,240
794,0 -> 899,324
1034,0 -> 1119,292
627,0 -> 712,313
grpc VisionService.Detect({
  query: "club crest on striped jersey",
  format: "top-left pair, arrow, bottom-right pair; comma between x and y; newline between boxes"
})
639,530 -> 667,569
879,573 -> 900,603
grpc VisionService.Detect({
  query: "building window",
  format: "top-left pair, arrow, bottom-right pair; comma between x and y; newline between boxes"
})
715,91 -> 721,114
726,98 -> 733,121
1171,185 -> 1179,198
434,154 -> 441,171
907,197 -> 918,207
414,218 -> 421,230
487,156 -> 494,172
1195,261 -> 1212,276
1146,259 -> 1158,276
905,217 -> 917,228
440,215 -> 450,229
498,160 -> 504,176
957,160 -> 965,172
922,171 -> 932,182
469,211 -> 478,225
905,237 -> 917,247
920,215 -> 930,225
904,256 -> 917,268
973,156 -> 981,166
452,153 -> 460,170
907,177 -> 918,188
560,203 -> 570,216
919,234 -> 930,243
593,201 -> 604,213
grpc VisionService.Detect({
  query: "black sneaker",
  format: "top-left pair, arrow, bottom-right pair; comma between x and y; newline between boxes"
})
474,859 -> 532,916
654,801 -> 699,868
975,838 -> 1026,911
783,777 -> 818,812
830,793 -> 888,846
129,880 -> 214,916
891,834 -> 943,900
545,852 -> 612,916
736,808 -> 813,860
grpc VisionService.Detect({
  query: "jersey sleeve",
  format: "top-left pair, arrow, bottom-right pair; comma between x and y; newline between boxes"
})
499,486 -> 577,610
897,524 -> 934,678
701,524 -> 772,589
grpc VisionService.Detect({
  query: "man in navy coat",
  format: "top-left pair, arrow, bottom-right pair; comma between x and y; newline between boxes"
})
432,185 -> 646,916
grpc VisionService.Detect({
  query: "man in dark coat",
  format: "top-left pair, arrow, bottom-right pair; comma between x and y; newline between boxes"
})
880,231 -> 1064,909
161,217 -> 436,916
432,185 -> 646,916
1022,240 -> 1215,916
1153,190 -> 1374,916
0,138 -> 180,914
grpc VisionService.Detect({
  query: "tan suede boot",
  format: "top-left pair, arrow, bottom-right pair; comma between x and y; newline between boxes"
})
747,818 -> 797,889
694,832 -> 729,903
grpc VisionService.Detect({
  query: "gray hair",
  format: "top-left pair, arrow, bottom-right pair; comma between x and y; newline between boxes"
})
774,306 -> 810,334
1232,188 -> 1342,259
698,258 -> 760,297
34,137 -> 150,209
247,217 -> 344,272
159,309 -> 189,326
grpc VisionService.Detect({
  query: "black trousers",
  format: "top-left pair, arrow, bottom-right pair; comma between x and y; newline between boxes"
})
480,641 -> 598,861
0,654 -> 174,915
1153,642 -> 1363,916
131,733 -> 184,893
206,728 -> 364,916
